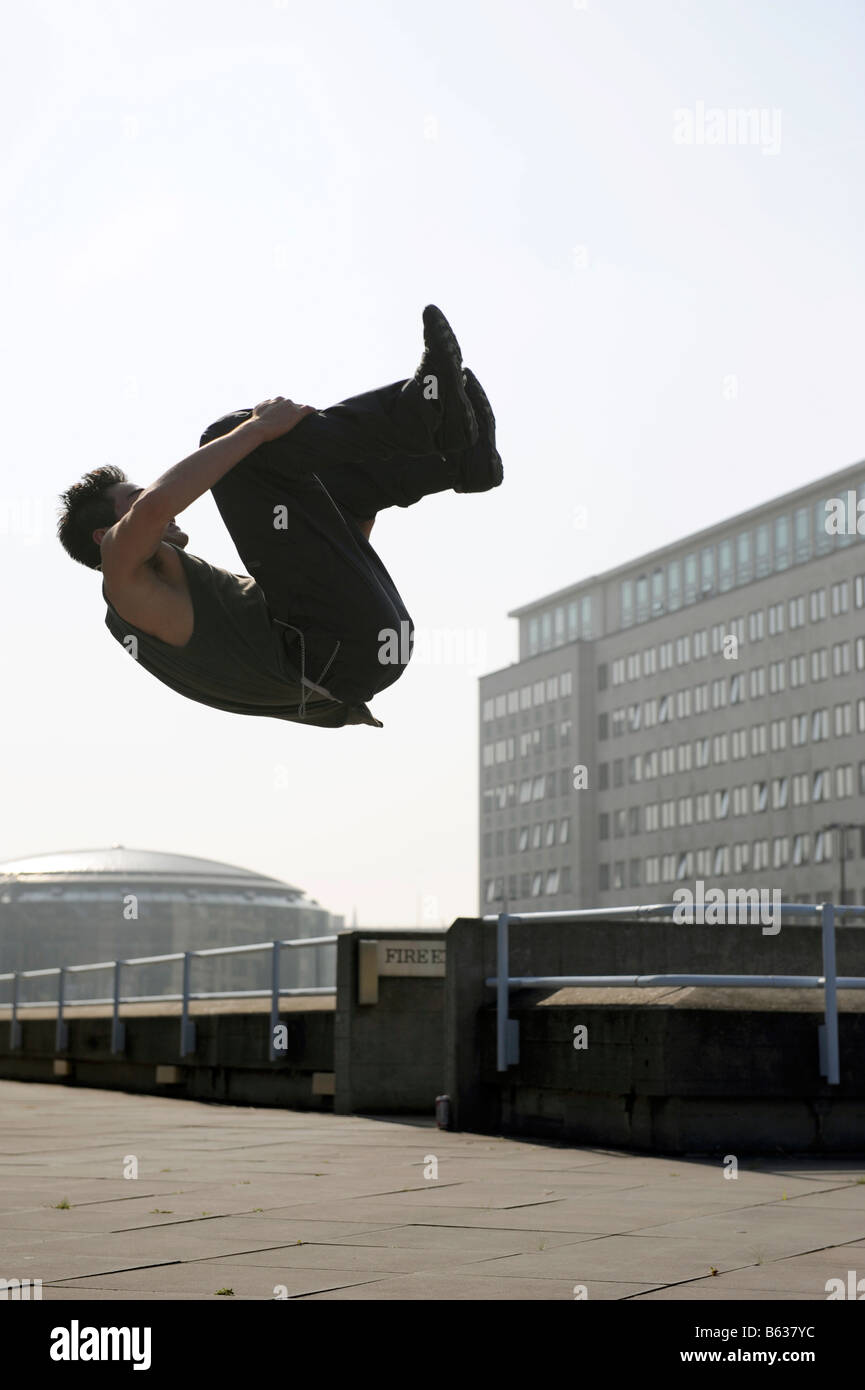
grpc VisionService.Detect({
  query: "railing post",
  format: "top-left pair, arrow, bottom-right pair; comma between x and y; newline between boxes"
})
269,940 -> 280,1062
820,902 -> 840,1085
496,911 -> 510,1072
10,972 -> 21,1050
111,960 -> 125,1055
180,952 -> 196,1058
55,968 -> 68,1053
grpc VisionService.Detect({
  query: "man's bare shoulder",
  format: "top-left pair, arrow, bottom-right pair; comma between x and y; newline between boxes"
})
103,544 -> 195,648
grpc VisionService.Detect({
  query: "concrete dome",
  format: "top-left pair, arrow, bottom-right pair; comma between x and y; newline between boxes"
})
0,846 -> 301,896
0,847 -> 340,991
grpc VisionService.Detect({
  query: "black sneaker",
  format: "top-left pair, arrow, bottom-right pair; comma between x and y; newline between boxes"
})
413,305 -> 479,451
450,368 -> 503,493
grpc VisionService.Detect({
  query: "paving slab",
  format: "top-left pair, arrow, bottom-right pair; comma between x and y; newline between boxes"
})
298,1273 -> 598,1300
1,1079 -> 862,1302
49,1262 -> 384,1297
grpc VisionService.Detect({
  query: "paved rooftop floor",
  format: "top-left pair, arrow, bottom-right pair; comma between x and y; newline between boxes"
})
1,1080 -> 864,1301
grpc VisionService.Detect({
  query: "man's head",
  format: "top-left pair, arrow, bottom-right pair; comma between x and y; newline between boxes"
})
58,466 -> 189,569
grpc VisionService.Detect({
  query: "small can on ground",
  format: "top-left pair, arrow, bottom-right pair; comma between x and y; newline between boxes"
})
435,1094 -> 451,1129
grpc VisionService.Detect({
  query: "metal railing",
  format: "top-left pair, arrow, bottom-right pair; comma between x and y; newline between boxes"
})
0,935 -> 337,1061
482,902 -> 865,1083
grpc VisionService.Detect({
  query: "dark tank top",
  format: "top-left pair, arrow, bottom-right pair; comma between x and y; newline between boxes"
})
103,547 -> 382,728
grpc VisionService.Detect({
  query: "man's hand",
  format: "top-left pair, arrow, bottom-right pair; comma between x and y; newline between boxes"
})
250,397 -> 317,442
101,398 -> 317,579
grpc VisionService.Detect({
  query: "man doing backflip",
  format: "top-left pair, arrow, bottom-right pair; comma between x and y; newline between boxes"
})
57,307 -> 502,729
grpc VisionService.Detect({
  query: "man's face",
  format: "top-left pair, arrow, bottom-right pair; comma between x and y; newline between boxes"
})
106,483 -> 189,549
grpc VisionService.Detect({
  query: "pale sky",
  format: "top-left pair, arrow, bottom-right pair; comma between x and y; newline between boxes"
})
2,0 -> 864,925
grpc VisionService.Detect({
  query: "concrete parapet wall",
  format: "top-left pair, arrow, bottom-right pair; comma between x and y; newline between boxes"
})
335,929 -> 446,1114
0,1000 -> 334,1110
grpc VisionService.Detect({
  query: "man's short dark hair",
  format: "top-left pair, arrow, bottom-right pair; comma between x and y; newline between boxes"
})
57,466 -> 128,569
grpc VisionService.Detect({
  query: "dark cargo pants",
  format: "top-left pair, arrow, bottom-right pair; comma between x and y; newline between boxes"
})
203,377 -> 461,709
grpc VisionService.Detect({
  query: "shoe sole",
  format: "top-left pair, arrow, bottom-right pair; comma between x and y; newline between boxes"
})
455,368 -> 503,492
422,305 -> 479,449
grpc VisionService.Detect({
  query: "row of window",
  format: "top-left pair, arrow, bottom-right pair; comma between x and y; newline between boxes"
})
481,767 -> 574,812
608,582 -> 864,686
599,765 -> 861,841
602,648 -> 865,739
482,721 -> 573,766
600,827 -> 861,891
619,495 -> 865,628
601,721 -> 865,789
484,867 -> 572,903
525,600 -> 594,657
483,819 -> 572,859
481,671 -> 573,723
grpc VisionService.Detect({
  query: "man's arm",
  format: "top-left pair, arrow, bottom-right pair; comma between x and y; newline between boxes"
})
101,397 -> 314,574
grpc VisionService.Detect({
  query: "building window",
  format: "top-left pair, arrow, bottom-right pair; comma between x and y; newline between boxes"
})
811,649 -> 828,682
812,770 -> 830,802
812,708 -> 829,741
810,588 -> 826,622
567,602 -> 578,641
755,522 -> 771,578
684,553 -> 698,604
815,498 -> 833,555
753,840 -> 770,871
833,642 -> 851,677
700,545 -> 715,595
774,514 -> 790,570
651,568 -> 665,615
737,531 -> 752,585
794,505 -> 811,563
621,580 -> 634,627
718,538 -> 734,591
789,596 -> 805,628
581,596 -> 593,639
668,559 -> 682,611
831,581 -> 850,616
